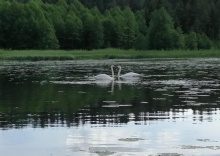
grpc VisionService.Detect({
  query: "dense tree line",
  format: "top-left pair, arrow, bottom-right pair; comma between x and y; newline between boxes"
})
0,0 -> 219,50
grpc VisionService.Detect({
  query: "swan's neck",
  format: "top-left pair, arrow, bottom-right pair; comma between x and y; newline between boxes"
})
118,67 -> 121,77
111,66 -> 114,78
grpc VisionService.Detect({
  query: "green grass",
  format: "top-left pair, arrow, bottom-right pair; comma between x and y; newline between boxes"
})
0,49 -> 220,61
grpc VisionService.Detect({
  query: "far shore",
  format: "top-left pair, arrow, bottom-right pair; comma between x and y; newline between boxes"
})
0,49 -> 220,61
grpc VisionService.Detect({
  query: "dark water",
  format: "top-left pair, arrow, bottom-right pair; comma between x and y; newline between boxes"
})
1,59 -> 220,156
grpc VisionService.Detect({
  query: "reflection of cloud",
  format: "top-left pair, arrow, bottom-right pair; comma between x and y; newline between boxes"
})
66,126 -> 151,155
156,130 -> 180,144
67,122 -> 220,155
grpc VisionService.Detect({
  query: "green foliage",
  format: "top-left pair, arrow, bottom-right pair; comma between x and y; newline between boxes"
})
36,18 -> 59,49
2,49 -> 220,61
0,0 -> 217,50
64,14 -> 83,49
119,7 -> 138,49
197,33 -> 212,50
102,17 -> 117,48
171,27 -> 185,49
135,10 -> 147,35
185,32 -> 198,50
0,0 -> 58,49
134,34 -> 148,50
82,13 -> 103,49
90,17 -> 104,49
213,41 -> 220,49
90,6 -> 102,17
147,7 -> 182,50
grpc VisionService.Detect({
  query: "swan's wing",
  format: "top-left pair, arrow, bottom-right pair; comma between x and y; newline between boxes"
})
95,74 -> 113,80
121,72 -> 142,78
95,74 -> 109,79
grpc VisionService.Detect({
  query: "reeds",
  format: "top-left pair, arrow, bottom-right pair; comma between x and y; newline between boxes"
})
0,49 -> 220,61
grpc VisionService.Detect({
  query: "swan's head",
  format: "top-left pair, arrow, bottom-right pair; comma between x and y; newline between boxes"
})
111,65 -> 114,68
118,66 -> 121,70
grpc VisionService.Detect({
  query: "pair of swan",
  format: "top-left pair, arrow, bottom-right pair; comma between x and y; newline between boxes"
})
94,65 -> 142,80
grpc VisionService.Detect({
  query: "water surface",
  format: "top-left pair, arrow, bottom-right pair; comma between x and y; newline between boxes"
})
1,59 -> 220,156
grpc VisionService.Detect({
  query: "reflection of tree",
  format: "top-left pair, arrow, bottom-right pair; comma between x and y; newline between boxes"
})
0,75 -> 219,129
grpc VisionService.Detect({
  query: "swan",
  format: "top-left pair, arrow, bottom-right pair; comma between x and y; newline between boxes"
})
94,65 -> 115,81
117,65 -> 142,79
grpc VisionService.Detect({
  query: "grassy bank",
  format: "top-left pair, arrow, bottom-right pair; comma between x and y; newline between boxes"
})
0,49 -> 220,61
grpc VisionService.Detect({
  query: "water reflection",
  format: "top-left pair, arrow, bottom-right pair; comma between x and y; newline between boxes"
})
1,59 -> 220,155
0,59 -> 220,129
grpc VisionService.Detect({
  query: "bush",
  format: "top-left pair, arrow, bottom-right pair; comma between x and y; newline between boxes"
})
171,27 -> 185,49
197,33 -> 212,49
134,34 -> 148,50
185,32 -> 197,50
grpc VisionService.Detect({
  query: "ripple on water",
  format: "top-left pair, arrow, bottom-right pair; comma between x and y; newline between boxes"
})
179,145 -> 220,150
89,146 -> 143,155
2,59 -> 220,155
141,101 -> 148,104
197,139 -> 218,142
156,153 -> 184,156
102,104 -> 132,108
91,149 -> 115,156
118,138 -> 145,142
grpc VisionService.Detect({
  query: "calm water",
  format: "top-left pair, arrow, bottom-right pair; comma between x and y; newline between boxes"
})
1,59 -> 220,156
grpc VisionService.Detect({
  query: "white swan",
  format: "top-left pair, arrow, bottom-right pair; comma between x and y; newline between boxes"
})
94,65 -> 115,81
117,65 -> 142,79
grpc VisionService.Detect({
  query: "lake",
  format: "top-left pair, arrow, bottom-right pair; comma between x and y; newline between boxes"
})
1,59 -> 220,156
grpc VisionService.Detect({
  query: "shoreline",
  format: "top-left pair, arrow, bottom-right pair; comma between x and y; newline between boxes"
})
0,49 -> 220,61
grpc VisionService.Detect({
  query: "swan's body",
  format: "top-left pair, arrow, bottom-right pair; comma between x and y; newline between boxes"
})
94,65 -> 114,81
120,72 -> 141,78
117,66 -> 142,79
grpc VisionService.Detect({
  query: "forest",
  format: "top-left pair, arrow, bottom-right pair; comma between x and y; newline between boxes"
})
0,0 -> 220,50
